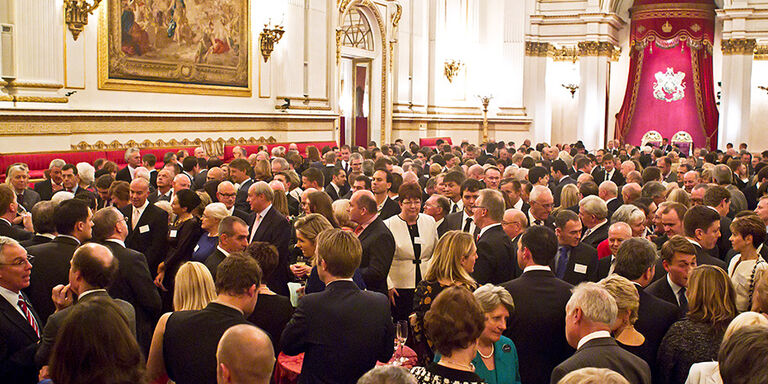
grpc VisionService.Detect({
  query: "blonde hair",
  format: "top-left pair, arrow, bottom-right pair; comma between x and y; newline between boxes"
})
424,231 -> 476,290
753,271 -> 768,313
315,228 -> 361,278
723,311 -> 768,343
331,199 -> 354,228
173,262 -> 217,311
559,184 -> 579,209
558,368 -> 630,384
598,275 -> 640,325
253,159 -> 272,181
666,188 -> 691,208
271,189 -> 289,217
687,265 -> 738,333
294,213 -> 333,242
203,202 -> 229,221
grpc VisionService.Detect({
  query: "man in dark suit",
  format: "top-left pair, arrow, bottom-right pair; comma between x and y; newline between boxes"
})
282,229 -> 394,384
247,181 -> 292,296
349,190 -> 395,295
20,201 -> 57,249
681,205 -> 728,269
552,210 -> 599,285
6,164 -> 41,213
550,283 -> 652,384
25,198 -> 92,325
34,159 -> 65,201
593,154 -> 626,186
372,169 -> 400,220
551,159 -> 576,207
157,255 -> 261,384
116,147 -> 142,183
142,153 -> 159,189
35,243 -> 136,366
121,178 -> 169,277
614,237 -> 679,378
528,185 -> 557,230
598,180 -> 622,219
473,189 -> 519,283
150,169 -> 175,204
230,159 -> 255,214
56,163 -> 96,201
502,226 -> 574,384
0,185 -> 33,242
579,195 -> 610,249
703,186 -> 737,261
94,174 -> 115,210
323,166 -> 348,202
216,324 -> 276,384
596,222 -> 632,280
647,235 -> 698,316
92,206 -> 161,355
215,181 -> 251,222
437,178 -> 483,237
204,216 -> 249,279
0,237 -> 42,384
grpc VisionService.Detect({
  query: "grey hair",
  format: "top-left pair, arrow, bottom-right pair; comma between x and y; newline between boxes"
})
613,237 -> 658,281
529,185 -> 552,203
76,162 -> 95,185
51,191 -> 74,205
641,181 -> 665,199
357,366 -> 416,384
5,164 -> 28,185
611,204 -> 645,225
249,181 -> 274,203
0,236 -> 21,263
271,157 -> 289,171
558,367 -> 630,384
479,189 -> 505,222
350,152 -> 363,161
271,146 -> 286,157
713,164 -> 733,185
49,159 -> 66,170
579,195 -> 608,220
473,283 -> 515,314
599,181 -> 618,197
566,282 -> 618,326
203,202 -> 229,221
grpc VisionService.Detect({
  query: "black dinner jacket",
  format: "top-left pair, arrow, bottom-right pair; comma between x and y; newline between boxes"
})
597,256 -> 612,280
248,206 -> 292,296
550,242 -> 599,286
550,337 -> 652,384
324,183 -> 341,201
502,269 -> 574,384
379,196 -> 401,221
25,236 -> 81,325
714,216 -> 733,262
0,219 -> 33,242
594,168 -> 626,186
357,217 -> 395,295
17,189 -> 41,212
33,179 -> 56,201
553,176 -> 576,207
149,169 -> 158,189
473,225 -> 519,284
203,248 -> 227,280
115,166 -> 132,182
163,302 -> 249,384
606,198 -> 622,219
102,240 -> 162,355
646,276 -> 684,317
634,285 -> 679,379
582,222 -> 610,249
233,208 -> 251,223
19,234 -> 52,249
235,178 -> 254,213
286,194 -> 300,217
743,183 -> 759,211
281,280 -> 395,384
0,290 -> 41,384
121,203 -> 169,277
437,211 -> 462,238
691,242 -> 727,270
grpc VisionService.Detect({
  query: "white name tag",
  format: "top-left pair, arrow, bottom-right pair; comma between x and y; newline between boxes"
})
574,263 -> 588,274
139,225 -> 150,234
414,237 -> 422,244
169,230 -> 177,238
194,244 -> 200,252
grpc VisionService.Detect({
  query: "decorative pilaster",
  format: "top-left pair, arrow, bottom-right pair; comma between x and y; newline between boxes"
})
719,38 -> 755,149
575,41 -> 615,150
523,41 -> 551,144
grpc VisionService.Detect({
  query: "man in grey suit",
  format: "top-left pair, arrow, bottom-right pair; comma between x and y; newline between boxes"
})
35,243 -> 135,367
550,282 -> 651,384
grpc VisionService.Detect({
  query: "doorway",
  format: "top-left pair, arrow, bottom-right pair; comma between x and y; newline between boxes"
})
340,58 -> 371,147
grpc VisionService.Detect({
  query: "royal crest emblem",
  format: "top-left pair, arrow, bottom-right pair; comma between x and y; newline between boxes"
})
653,67 -> 685,103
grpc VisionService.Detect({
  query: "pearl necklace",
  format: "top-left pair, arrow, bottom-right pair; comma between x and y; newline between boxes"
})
477,344 -> 494,359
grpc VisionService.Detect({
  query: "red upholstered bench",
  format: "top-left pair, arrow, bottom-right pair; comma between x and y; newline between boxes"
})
0,150 -> 107,180
105,147 -> 198,169
223,141 -> 338,161
419,137 -> 452,148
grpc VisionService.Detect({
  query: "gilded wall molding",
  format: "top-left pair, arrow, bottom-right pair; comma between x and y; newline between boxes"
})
4,81 -> 64,89
722,39 -> 756,55
1,96 -> 69,103
755,44 -> 768,60
71,136 -> 278,152
389,0 -> 402,29
525,42 -> 550,57
550,46 -> 578,62
578,41 -> 618,57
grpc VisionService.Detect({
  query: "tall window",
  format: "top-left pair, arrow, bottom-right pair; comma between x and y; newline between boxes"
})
340,8 -> 374,51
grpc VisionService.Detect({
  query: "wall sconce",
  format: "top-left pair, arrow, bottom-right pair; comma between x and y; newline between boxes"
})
260,22 -> 285,62
444,59 -> 463,83
561,83 -> 579,98
476,94 -> 493,143
64,0 -> 103,41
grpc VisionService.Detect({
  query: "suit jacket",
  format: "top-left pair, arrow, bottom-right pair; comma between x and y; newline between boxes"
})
324,184 -> 342,201
550,337 -> 652,384
634,285 -> 679,380
553,176 -> 576,207
121,203 -> 169,276
715,216 -> 733,262
606,198 -> 622,219
16,189 -> 40,213
582,221 -> 610,249
597,255 -> 612,280
35,290 -> 136,367
281,280 -> 395,384
357,217 -> 396,294
379,196 -> 401,221
248,206 -> 292,296
286,194 -> 300,217
33,179 -> 57,201
19,234 -> 53,249
115,166 -> 132,182
0,290 -> 41,384
691,242 -> 727,269
203,248 -> 227,280
232,208 -> 250,223
0,219 -> 33,242
235,178 -> 254,213
646,276 -> 685,317
193,171 -> 207,191
551,242 -> 599,285
743,184 -> 759,211
437,211 -> 462,238
102,240 -> 162,355
149,169 -> 158,189
473,224 -> 519,284
383,214 -> 438,289
25,236 -> 81,325
594,168 -> 626,186
502,269 -> 574,384
163,302 -> 249,384
96,196 -> 112,210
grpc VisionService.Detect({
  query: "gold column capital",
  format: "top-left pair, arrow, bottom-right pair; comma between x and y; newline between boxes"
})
525,42 -> 550,57
577,41 -> 618,58
722,39 -> 756,55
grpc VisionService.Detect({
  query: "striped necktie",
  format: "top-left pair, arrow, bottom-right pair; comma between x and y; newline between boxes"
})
17,294 -> 40,338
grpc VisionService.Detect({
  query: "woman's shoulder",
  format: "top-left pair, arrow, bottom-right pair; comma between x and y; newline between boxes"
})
410,364 -> 486,384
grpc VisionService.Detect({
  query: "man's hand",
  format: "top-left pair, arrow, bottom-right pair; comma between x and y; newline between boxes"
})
21,213 -> 33,232
51,284 -> 73,312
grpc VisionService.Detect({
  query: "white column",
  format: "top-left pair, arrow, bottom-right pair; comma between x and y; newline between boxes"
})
577,42 -> 611,151
719,39 -> 754,149
523,42 -> 551,144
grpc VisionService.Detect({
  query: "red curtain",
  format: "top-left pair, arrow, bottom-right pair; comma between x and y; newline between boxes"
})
614,1 -> 718,150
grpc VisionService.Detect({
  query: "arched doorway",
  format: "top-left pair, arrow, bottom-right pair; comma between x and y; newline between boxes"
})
337,4 -> 385,147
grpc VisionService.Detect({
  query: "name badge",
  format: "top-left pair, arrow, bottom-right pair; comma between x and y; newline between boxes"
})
574,263 -> 588,274
169,230 -> 177,238
414,237 -> 422,244
139,225 -> 150,234
194,244 -> 200,252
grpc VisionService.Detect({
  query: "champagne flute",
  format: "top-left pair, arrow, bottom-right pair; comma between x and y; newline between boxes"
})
395,320 -> 408,362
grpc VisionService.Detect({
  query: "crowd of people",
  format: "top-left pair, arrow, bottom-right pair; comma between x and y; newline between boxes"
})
2,138 -> 768,384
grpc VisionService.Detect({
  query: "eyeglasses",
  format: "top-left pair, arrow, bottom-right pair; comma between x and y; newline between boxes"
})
0,254 -> 34,267
218,193 -> 237,197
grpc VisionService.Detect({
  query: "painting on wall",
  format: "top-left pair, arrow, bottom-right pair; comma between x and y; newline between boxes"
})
98,0 -> 250,96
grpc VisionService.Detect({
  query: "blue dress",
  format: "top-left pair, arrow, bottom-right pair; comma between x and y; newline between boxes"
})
435,336 -> 521,384
191,233 -> 218,263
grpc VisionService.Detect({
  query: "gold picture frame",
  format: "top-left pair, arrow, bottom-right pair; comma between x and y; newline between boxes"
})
98,0 -> 251,96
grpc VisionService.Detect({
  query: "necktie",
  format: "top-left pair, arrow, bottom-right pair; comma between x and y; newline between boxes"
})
463,217 -> 473,232
556,246 -> 569,279
534,219 -> 542,226
582,228 -> 592,240
249,213 -> 261,242
132,207 -> 140,230
17,294 -> 40,338
452,203 -> 459,213
678,287 -> 689,313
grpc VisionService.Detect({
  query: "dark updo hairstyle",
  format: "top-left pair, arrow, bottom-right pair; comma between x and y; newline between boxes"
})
424,286 -> 485,356
175,188 -> 202,213
246,241 -> 279,281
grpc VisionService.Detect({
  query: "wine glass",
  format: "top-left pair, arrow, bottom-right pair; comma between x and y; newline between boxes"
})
395,320 -> 408,363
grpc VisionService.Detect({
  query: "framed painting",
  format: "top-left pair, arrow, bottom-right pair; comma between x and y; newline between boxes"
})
98,0 -> 251,96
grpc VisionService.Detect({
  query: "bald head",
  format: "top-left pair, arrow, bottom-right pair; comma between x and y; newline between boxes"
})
70,243 -> 118,294
502,208 -> 527,240
621,182 -> 641,204
173,174 -> 191,191
207,167 -> 225,182
607,222 -> 632,257
216,324 -> 275,384
129,178 -> 150,207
